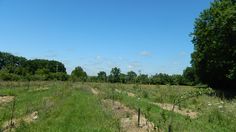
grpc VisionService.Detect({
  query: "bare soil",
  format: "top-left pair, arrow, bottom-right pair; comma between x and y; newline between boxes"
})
0,96 -> 14,105
151,102 -> 198,119
115,89 -> 135,97
114,89 -> 197,119
2,111 -> 38,132
127,92 -> 135,97
29,87 -> 49,92
91,88 -> 99,95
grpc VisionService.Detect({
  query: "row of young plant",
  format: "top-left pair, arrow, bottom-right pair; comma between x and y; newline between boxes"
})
89,83 -> 236,132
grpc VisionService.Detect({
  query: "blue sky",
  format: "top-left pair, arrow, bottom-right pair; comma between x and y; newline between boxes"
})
0,0 -> 213,75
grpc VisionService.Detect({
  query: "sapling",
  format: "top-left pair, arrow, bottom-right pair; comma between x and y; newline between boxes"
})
168,88 -> 214,132
9,96 -> 16,132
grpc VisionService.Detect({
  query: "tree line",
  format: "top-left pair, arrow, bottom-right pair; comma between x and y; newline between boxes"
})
0,52 -> 68,81
89,67 -> 197,85
0,51 -> 197,85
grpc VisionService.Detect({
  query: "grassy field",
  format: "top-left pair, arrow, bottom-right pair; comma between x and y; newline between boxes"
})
0,82 -> 236,132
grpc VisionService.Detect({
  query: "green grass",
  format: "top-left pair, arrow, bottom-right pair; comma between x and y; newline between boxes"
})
87,82 -> 236,132
0,82 -> 119,132
1,82 -> 236,132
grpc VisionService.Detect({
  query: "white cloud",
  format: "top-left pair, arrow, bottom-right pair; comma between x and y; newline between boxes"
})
179,51 -> 187,56
127,61 -> 141,71
140,51 -> 151,56
128,65 -> 133,69
96,55 -> 101,60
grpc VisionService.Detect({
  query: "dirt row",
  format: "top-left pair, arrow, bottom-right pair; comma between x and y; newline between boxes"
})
90,88 -> 155,132
103,99 -> 155,132
1,111 -> 38,132
0,96 -> 15,105
151,102 -> 197,119
91,88 -> 198,132
115,89 -> 198,119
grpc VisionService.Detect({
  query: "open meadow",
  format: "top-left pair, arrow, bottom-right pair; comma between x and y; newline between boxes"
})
0,82 -> 235,132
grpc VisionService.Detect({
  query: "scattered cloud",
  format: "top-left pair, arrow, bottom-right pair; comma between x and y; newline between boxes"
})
96,55 -> 101,60
66,48 -> 76,52
179,51 -> 188,56
128,65 -> 133,69
127,61 -> 141,70
140,51 -> 151,56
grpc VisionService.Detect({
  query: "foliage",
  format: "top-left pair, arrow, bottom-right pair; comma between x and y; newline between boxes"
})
49,72 -> 69,81
108,67 -> 121,83
127,71 -> 137,83
171,75 -> 186,85
137,74 -> 149,84
0,52 -> 27,69
0,51 -> 67,81
71,66 -> 87,82
97,71 -> 107,82
26,59 -> 66,74
119,73 -> 127,83
0,70 -> 21,81
191,0 -> 236,90
183,67 -> 198,85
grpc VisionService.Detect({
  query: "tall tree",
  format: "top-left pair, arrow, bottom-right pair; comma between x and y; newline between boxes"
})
127,71 -> 137,83
183,67 -> 197,85
137,74 -> 149,84
26,59 -> 66,74
71,66 -> 87,81
119,73 -> 127,83
191,0 -> 236,90
97,71 -> 107,82
0,52 -> 27,73
109,67 -> 121,83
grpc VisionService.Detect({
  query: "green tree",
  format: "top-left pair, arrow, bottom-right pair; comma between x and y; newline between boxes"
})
127,71 -> 137,83
109,67 -> 121,83
97,71 -> 107,82
191,0 -> 236,90
0,51 -> 68,81
119,73 -> 127,83
183,67 -> 197,85
137,74 -> 149,84
152,73 -> 172,85
49,72 -> 69,81
171,75 -> 185,85
71,66 -> 87,82
26,59 -> 66,74
0,52 -> 27,74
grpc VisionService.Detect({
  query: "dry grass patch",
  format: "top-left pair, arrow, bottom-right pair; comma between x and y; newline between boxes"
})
152,102 -> 198,119
0,96 -> 15,105
91,88 -> 99,95
2,111 -> 38,132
